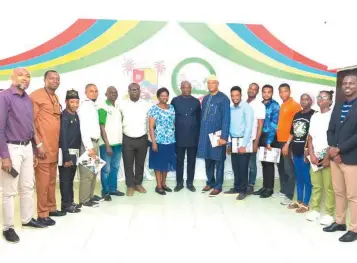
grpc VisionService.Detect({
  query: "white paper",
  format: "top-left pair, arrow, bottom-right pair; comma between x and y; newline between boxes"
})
306,156 -> 322,172
78,152 -> 106,174
258,147 -> 281,163
231,138 -> 253,153
209,130 -> 221,148
58,148 -> 80,166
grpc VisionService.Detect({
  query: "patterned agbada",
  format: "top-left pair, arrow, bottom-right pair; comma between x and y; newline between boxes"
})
197,91 -> 230,161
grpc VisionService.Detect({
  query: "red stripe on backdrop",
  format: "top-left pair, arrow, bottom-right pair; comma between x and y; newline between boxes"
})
0,19 -> 96,66
247,24 -> 336,73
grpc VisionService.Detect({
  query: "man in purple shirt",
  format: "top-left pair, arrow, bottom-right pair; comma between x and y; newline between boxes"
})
0,68 -> 46,243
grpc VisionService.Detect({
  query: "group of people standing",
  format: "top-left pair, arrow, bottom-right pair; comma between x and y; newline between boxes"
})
1,67 -> 357,244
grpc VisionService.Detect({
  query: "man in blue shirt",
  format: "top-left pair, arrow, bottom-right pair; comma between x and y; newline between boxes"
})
171,81 -> 201,192
225,86 -> 254,200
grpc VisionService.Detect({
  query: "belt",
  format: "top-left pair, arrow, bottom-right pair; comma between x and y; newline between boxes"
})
124,134 -> 147,139
7,139 -> 31,146
91,138 -> 99,143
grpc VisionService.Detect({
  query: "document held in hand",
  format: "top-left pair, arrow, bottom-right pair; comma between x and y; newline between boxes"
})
258,147 -> 281,163
78,152 -> 106,174
231,138 -> 253,153
209,130 -> 221,147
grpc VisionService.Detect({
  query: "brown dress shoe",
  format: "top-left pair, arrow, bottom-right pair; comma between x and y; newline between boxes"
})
126,188 -> 135,196
209,189 -> 221,197
201,186 -> 213,192
135,185 -> 147,193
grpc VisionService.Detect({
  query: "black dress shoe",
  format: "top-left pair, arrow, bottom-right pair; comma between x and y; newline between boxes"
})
37,217 -> 56,226
92,195 -> 104,202
323,222 -> 347,232
186,184 -> 196,192
73,203 -> 82,209
3,228 -> 19,243
260,189 -> 273,198
253,188 -> 266,196
155,187 -> 166,195
236,193 -> 246,200
339,231 -> 357,242
110,191 -> 125,196
174,185 -> 184,192
22,218 -> 47,228
162,186 -> 172,192
62,205 -> 81,213
49,210 -> 66,217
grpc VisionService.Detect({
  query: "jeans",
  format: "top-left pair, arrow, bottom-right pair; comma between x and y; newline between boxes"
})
100,144 -> 122,196
232,153 -> 251,193
277,142 -> 296,200
293,155 -> 312,204
248,152 -> 257,185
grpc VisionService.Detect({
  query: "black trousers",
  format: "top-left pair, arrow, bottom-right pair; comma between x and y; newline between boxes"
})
262,161 -> 275,189
122,134 -> 148,188
176,146 -> 197,186
231,153 -> 251,193
59,165 -> 77,209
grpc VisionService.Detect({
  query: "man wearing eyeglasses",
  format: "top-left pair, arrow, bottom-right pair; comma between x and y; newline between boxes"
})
31,70 -> 65,227
120,83 -> 151,196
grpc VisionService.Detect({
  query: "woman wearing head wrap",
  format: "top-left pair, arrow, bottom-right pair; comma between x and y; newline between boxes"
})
285,92 -> 316,213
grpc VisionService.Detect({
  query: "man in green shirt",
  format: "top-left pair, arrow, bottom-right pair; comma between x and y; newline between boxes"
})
98,86 -> 124,200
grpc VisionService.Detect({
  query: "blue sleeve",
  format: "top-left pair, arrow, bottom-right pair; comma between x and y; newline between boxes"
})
0,94 -> 10,159
266,103 -> 280,145
242,105 -> 254,147
148,106 -> 158,119
220,96 -> 230,141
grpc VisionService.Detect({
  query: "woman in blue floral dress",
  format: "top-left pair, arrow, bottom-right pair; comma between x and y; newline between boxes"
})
148,87 -> 176,195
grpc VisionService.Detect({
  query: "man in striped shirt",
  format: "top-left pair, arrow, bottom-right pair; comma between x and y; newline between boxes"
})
325,74 -> 357,242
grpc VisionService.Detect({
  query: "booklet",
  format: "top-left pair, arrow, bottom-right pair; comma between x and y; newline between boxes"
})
258,147 -> 281,163
58,148 -> 80,166
78,152 -> 106,174
231,138 -> 253,153
209,130 -> 221,147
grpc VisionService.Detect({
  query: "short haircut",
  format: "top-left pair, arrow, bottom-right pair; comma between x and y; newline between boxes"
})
250,82 -> 260,90
157,87 -> 169,97
85,83 -> 96,90
230,86 -> 242,94
262,84 -> 274,92
278,83 -> 290,90
128,82 -> 140,90
320,90 -> 334,101
343,74 -> 357,81
44,70 -> 58,79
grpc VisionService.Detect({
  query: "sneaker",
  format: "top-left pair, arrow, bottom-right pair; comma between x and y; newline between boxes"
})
83,200 -> 100,208
104,194 -> 112,201
3,228 -> 19,243
91,195 -> 104,202
272,192 -> 285,198
306,210 -> 320,222
236,193 -> 246,200
280,197 -> 291,205
320,215 -> 334,226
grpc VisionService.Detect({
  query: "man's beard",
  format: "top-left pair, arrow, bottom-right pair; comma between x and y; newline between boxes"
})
91,99 -> 97,102
17,84 -> 27,90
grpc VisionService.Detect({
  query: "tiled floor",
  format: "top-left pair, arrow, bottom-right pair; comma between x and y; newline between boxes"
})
0,179 -> 355,261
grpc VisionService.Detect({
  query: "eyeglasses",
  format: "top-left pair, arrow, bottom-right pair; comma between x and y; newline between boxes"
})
316,95 -> 330,101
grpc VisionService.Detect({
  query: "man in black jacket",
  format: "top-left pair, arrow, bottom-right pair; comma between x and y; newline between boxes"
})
324,74 -> 357,242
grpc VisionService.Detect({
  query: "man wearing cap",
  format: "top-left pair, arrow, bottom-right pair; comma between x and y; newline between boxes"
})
58,89 -> 82,213
31,70 -> 66,226
77,83 -> 103,207
0,68 -> 46,243
198,75 -> 230,197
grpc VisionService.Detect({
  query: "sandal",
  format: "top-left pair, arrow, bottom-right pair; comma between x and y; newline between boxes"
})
296,204 -> 309,213
288,201 -> 301,209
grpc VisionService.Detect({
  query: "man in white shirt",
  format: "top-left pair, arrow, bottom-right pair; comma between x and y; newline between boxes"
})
120,83 -> 151,196
246,83 -> 266,194
77,84 -> 102,207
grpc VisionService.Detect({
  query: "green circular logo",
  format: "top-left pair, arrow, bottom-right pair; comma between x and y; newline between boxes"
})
171,57 -> 216,96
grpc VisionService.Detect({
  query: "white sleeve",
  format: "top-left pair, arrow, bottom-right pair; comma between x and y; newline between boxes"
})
78,102 -> 93,150
257,103 -> 266,120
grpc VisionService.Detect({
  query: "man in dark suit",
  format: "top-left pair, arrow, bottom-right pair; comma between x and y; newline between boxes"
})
324,74 -> 357,242
171,81 -> 201,192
